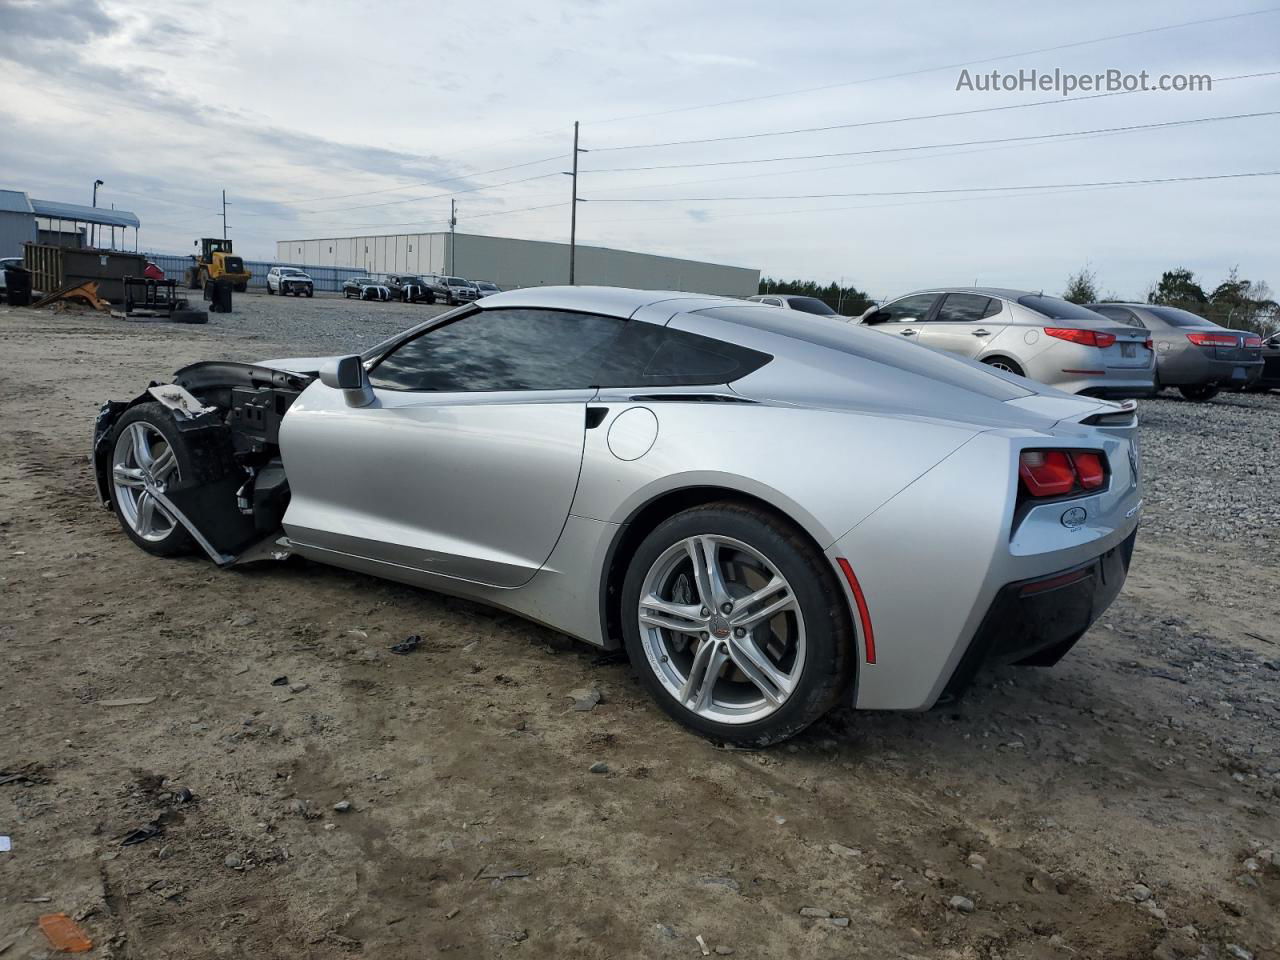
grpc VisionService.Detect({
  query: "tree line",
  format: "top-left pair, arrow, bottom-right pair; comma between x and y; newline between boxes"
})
1063,265 -> 1278,335
757,278 -> 874,316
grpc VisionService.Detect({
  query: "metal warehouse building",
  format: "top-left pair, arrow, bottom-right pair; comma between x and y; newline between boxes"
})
275,232 -> 759,298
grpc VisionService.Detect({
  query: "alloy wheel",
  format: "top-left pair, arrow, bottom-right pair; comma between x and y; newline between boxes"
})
637,535 -> 806,725
111,422 -> 180,542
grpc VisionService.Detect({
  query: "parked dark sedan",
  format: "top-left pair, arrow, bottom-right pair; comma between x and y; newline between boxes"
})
341,277 -> 392,301
1250,331 -> 1280,392
385,274 -> 436,304
1087,303 -> 1262,401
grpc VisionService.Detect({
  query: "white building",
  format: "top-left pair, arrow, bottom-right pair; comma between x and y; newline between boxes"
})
275,231 -> 759,298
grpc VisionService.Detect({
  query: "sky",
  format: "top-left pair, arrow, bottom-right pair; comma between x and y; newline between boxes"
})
0,0 -> 1277,301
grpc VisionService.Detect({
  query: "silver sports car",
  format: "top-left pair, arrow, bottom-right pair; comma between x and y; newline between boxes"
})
93,286 -> 1142,746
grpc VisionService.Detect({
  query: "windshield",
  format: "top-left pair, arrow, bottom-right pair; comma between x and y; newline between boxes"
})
786,297 -> 837,316
446,277 -> 469,286
1146,306 -> 1214,327
476,282 -> 498,290
1016,295 -> 1108,322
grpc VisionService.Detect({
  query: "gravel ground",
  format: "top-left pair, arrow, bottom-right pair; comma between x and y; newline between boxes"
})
1138,392 -> 1280,565
186,290 -> 453,359
1,299 -> 1278,960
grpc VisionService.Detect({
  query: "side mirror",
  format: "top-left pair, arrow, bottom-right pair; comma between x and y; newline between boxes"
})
861,310 -> 888,325
319,355 -> 374,407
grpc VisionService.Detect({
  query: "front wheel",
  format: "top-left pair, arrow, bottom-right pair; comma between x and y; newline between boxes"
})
1179,384 -> 1220,402
620,502 -> 854,747
108,404 -> 196,557
304,287 -> 313,298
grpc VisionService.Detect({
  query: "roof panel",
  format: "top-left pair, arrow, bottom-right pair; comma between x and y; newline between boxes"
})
29,198 -> 140,229
0,190 -> 34,214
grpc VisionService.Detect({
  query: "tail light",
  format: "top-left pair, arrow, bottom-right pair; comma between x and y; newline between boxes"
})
1018,449 -> 1107,498
1045,327 -> 1116,348
1186,332 -> 1238,347
1143,338 -> 1153,351
1244,335 -> 1262,348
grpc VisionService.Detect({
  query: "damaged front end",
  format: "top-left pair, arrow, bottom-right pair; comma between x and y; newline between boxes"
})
92,361 -> 315,566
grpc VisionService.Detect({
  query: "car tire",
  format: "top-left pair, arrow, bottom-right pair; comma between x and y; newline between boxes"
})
266,284 -> 275,295
234,283 -> 247,293
305,287 -> 313,298
620,501 -> 854,747
107,404 -> 200,557
982,356 -> 1025,377
1179,384 -> 1220,402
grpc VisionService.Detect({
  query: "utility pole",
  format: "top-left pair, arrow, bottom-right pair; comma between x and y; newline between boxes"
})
221,190 -> 229,241
836,274 -> 846,315
569,121 -> 580,284
449,198 -> 457,275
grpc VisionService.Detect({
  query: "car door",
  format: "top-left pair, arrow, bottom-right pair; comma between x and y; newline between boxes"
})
918,293 -> 1006,359
865,293 -> 939,341
279,307 -> 627,588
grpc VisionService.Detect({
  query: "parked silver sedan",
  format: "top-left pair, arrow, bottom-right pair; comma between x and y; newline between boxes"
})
747,294 -> 840,316
1086,302 -> 1263,401
858,288 -> 1155,398
92,287 -> 1142,746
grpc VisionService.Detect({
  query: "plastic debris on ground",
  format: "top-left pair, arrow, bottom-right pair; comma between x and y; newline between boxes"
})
38,913 -> 93,952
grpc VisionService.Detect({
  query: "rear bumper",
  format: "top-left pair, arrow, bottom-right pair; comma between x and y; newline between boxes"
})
1158,352 -> 1263,387
942,530 -> 1136,699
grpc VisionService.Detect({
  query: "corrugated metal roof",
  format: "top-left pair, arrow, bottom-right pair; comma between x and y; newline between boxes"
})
0,190 -> 34,214
29,198 -> 139,229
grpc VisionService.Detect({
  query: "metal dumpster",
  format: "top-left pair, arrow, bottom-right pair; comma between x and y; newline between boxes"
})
23,243 -> 147,304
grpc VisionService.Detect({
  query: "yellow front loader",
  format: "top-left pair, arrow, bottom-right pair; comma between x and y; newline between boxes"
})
186,238 -> 251,292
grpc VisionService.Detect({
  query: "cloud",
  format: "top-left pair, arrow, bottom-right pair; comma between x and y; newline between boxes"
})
668,51 -> 759,69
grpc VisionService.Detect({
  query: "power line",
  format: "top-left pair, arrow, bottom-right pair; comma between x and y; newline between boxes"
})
251,153 -> 568,207
590,70 -> 1280,152
582,6 -> 1280,126
582,170 -> 1280,203
582,110 -> 1280,174
239,171 -> 563,218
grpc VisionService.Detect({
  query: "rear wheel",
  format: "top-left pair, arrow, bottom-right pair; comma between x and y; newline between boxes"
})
983,356 -> 1025,376
1179,384 -> 1220,402
620,502 -> 853,747
108,405 -> 195,557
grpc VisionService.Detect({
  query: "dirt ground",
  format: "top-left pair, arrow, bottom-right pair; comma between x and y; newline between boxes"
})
1,296 -> 1278,960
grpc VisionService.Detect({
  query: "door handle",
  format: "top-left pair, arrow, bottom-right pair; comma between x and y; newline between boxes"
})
972,329 -> 990,336
899,329 -> 917,336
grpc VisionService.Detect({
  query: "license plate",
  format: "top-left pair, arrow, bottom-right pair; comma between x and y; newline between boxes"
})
1233,366 -> 1246,380
1121,343 -> 1135,358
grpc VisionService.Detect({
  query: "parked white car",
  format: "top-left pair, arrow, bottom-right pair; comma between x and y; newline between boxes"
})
858,288 -> 1156,399
267,267 -> 314,297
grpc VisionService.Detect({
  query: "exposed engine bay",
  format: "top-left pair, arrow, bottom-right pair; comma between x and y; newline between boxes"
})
91,361 -> 315,565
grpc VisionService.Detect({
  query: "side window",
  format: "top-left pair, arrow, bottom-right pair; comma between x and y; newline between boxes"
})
761,297 -> 782,306
935,293 -> 994,323
368,308 -> 625,392
594,323 -> 772,388
878,294 -> 936,322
